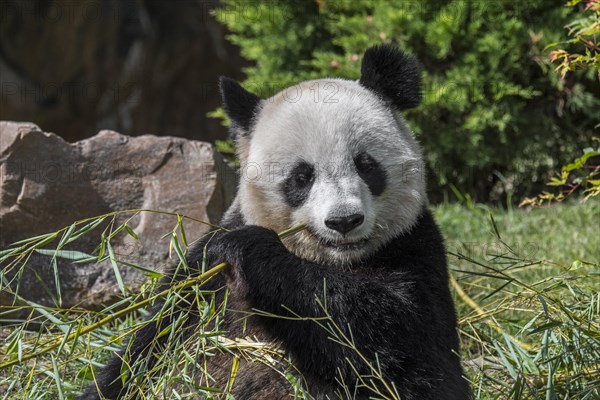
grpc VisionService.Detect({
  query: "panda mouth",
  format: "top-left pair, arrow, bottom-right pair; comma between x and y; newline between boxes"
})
322,237 -> 369,251
304,228 -> 368,251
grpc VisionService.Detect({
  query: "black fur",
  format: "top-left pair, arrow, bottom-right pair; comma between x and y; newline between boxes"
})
354,152 -> 387,196
280,161 -> 316,208
219,76 -> 262,134
359,44 -> 422,110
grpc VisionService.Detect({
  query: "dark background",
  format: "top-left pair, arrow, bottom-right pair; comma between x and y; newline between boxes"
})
1,0 -> 244,143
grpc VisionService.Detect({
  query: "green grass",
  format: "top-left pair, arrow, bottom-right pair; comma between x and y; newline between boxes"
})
0,201 -> 598,399
435,200 -> 599,399
435,200 -> 599,266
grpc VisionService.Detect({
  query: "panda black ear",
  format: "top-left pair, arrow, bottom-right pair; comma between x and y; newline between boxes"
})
359,44 -> 422,110
219,77 -> 262,134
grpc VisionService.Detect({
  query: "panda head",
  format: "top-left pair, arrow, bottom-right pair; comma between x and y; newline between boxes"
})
220,44 -> 426,265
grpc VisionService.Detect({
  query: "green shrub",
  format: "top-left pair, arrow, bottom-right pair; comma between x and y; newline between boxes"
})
548,0 -> 600,79
212,0 -> 600,203
519,1 -> 600,207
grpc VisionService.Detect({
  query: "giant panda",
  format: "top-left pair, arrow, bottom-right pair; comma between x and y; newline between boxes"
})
80,44 -> 470,400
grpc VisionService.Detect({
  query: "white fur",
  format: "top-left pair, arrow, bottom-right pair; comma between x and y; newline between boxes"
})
238,79 -> 425,265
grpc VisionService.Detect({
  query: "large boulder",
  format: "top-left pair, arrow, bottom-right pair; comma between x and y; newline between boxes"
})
0,121 -> 237,310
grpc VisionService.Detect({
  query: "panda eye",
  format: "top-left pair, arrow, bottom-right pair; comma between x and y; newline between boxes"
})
293,164 -> 314,187
355,153 -> 376,174
294,171 -> 313,186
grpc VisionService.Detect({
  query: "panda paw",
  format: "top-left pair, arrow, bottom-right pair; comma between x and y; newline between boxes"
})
206,225 -> 284,290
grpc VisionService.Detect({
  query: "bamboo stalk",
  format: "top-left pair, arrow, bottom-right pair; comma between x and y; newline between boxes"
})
0,224 -> 306,370
450,274 -> 534,351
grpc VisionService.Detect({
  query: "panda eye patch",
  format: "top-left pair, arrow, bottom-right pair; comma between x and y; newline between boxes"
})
281,161 -> 315,207
354,152 -> 387,196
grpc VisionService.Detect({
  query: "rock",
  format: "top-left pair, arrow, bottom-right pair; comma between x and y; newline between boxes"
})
0,121 -> 237,311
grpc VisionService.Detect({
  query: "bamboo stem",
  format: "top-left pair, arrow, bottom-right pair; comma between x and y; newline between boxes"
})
0,224 -> 306,369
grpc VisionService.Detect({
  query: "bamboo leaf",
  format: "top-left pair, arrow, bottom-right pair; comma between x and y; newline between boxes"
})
57,223 -> 77,249
67,216 -> 107,244
51,355 -> 65,400
34,249 -> 95,261
124,224 -> 139,240
107,242 -> 126,295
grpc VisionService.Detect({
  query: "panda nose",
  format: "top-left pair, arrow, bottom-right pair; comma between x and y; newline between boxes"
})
325,214 -> 364,234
